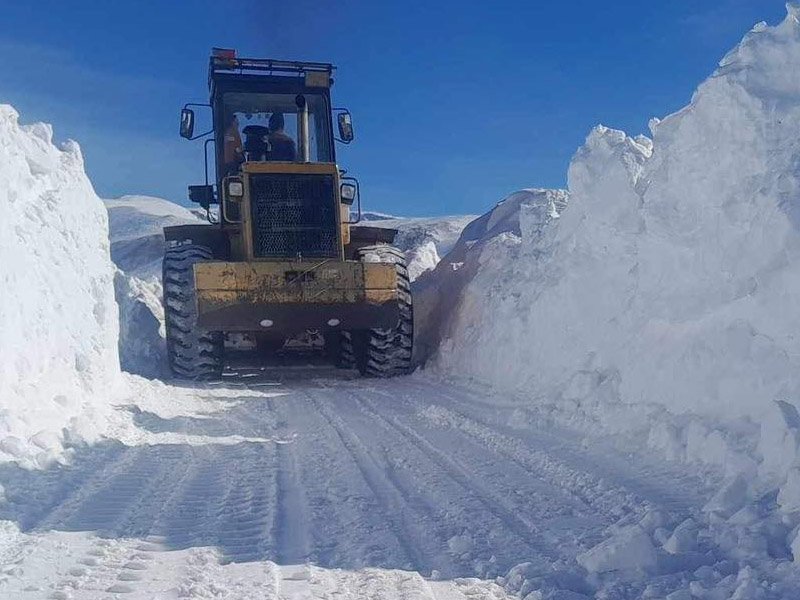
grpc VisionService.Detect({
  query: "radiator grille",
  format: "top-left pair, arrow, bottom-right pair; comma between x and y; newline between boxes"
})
249,173 -> 338,259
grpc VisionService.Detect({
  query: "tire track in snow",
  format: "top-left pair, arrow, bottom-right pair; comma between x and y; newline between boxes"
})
151,391 -> 279,564
211,442 -> 277,563
306,382 -> 539,574
33,447 -> 148,534
108,445 -> 195,539
371,384 -> 634,521
289,379 -> 560,575
273,440 -> 311,565
2,446 -> 142,535
40,448 -> 195,597
400,379 -> 709,514
270,384 -> 415,570
259,391 -> 312,567
346,390 -> 563,561
304,388 -> 456,575
358,386 -> 639,557
148,445 -> 224,550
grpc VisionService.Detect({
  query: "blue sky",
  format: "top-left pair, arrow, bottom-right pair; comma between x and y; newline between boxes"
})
0,0 -> 787,216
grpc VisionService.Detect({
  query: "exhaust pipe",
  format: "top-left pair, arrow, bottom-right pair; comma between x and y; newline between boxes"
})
296,95 -> 310,162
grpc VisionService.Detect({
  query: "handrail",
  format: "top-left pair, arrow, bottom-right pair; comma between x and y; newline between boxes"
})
210,56 -> 335,79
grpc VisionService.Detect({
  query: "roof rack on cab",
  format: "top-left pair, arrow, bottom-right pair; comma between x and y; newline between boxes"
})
208,48 -> 335,89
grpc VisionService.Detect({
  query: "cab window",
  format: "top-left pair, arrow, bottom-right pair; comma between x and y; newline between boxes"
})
220,92 -> 333,168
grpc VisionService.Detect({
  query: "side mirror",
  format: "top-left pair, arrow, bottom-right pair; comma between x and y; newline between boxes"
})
180,108 -> 195,139
337,112 -> 354,143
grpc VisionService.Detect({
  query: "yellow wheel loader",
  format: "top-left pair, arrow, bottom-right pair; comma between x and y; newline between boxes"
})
164,49 -> 412,379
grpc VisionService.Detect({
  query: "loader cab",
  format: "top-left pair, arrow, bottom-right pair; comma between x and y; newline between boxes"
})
179,49 -> 360,263
206,52 -> 340,190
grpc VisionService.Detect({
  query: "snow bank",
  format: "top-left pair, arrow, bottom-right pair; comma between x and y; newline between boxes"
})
429,5 -> 800,591
0,105 -> 120,466
413,189 -> 567,364
105,196 -> 202,378
436,5 -> 800,439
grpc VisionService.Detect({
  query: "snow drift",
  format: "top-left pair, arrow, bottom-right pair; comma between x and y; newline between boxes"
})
432,0 -> 800,550
0,105 -> 120,466
422,7 -> 800,593
437,5 -> 800,427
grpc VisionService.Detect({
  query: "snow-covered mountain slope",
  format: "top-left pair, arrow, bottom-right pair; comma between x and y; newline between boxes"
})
0,105 -> 121,467
423,6 -> 800,593
105,195 -> 202,280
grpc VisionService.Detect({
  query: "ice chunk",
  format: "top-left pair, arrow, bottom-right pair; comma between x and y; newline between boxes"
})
758,400 -> 800,481
778,468 -> 800,513
447,534 -> 473,555
663,518 -> 699,555
703,475 -> 748,517
576,525 -> 657,574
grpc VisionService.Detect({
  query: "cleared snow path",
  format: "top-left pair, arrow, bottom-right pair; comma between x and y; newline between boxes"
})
0,374 -> 728,598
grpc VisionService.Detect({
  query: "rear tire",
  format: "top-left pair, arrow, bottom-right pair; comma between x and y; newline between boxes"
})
328,331 -> 356,370
349,245 -> 413,378
163,244 -> 223,380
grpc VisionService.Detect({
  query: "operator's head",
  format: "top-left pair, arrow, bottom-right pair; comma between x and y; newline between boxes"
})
269,112 -> 285,132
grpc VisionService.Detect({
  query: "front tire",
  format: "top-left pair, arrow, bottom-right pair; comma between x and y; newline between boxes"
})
162,244 -> 223,380
350,245 -> 413,377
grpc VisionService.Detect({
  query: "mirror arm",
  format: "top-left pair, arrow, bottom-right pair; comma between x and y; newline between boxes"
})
203,138 -> 216,187
190,128 -> 214,141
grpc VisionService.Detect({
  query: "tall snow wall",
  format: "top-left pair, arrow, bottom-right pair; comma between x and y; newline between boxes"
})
435,7 -> 800,423
0,105 -> 120,466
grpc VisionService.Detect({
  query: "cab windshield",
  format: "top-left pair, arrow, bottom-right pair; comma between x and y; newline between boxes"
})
220,92 -> 333,173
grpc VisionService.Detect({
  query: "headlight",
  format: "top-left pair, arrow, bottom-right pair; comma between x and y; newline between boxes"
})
227,180 -> 243,197
340,183 -> 356,205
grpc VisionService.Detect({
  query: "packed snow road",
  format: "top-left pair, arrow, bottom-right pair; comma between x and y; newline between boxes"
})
0,373 -> 714,599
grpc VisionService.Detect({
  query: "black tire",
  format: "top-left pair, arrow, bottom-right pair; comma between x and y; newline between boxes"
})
162,244 -> 223,380
327,331 -> 356,369
349,245 -> 413,377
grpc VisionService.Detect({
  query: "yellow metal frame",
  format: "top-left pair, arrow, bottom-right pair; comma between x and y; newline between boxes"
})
194,260 -> 398,308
